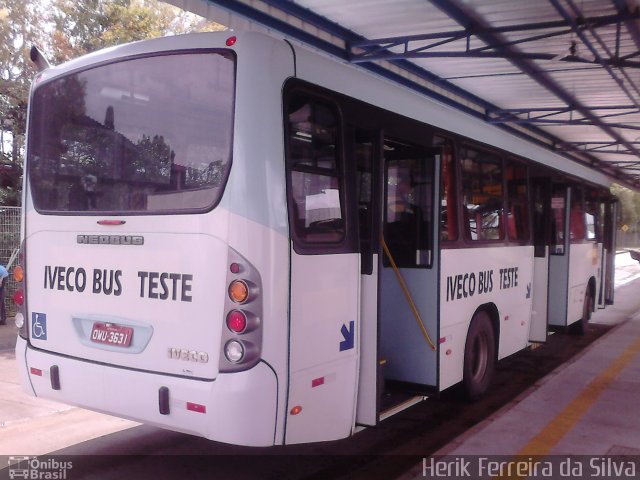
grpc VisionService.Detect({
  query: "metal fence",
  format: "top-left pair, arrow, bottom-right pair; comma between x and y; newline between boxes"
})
0,206 -> 21,318
617,231 -> 640,250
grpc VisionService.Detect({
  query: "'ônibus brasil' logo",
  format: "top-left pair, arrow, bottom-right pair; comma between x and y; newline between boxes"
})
77,235 -> 144,246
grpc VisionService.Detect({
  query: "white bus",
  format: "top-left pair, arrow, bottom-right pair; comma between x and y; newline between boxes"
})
14,31 -> 616,446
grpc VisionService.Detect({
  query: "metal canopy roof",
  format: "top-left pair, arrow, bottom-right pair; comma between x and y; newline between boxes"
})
168,0 -> 640,188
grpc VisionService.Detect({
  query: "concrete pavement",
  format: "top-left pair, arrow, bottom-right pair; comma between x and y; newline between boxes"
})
0,322 -> 17,353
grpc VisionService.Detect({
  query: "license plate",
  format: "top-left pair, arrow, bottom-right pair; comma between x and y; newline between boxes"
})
90,322 -> 133,347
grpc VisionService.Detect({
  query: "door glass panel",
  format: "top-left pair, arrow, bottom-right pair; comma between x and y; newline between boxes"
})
434,137 -> 457,242
550,185 -> 567,255
532,179 -> 550,258
355,129 -> 376,274
506,161 -> 529,242
286,95 -> 345,245
383,138 -> 434,268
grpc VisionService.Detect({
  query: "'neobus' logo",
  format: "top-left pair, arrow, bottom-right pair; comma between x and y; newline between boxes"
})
77,235 -> 144,246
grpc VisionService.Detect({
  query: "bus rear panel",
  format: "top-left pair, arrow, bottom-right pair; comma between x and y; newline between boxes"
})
15,33 -> 291,446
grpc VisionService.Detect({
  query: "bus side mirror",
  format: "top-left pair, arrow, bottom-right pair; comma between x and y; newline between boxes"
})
30,45 -> 51,72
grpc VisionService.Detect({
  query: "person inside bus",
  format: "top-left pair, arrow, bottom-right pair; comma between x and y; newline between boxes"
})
386,173 -> 427,267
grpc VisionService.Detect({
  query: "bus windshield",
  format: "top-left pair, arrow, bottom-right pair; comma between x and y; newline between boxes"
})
28,51 -> 235,214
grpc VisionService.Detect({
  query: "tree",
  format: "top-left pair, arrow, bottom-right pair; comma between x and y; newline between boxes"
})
611,184 -> 640,232
0,1 -> 46,165
50,0 -> 224,64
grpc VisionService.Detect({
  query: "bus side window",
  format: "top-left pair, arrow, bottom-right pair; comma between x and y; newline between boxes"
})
550,185 -> 566,255
506,161 -> 529,243
569,188 -> 585,242
584,190 -> 599,241
434,137 -> 458,242
460,146 -> 504,241
286,94 -> 345,247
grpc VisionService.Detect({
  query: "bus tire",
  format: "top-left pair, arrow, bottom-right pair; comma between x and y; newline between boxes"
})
570,288 -> 592,335
462,311 -> 496,400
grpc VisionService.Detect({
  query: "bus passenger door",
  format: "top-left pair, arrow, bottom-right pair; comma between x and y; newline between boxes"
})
352,128 -> 380,427
547,185 -> 572,328
378,138 -> 440,396
529,178 -> 551,342
284,91 -> 361,444
603,199 -> 618,305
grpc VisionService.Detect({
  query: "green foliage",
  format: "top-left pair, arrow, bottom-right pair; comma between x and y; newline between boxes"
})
0,1 -> 45,162
611,183 -> 640,232
50,0 -> 223,63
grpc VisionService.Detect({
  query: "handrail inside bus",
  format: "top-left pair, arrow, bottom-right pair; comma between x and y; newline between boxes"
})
380,236 -> 437,351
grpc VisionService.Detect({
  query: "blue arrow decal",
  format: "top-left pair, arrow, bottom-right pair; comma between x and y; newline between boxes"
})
340,321 -> 355,351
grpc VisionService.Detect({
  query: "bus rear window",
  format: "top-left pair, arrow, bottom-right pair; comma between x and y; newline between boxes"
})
28,51 -> 235,214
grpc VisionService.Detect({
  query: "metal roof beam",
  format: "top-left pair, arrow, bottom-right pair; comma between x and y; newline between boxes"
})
349,10 -> 640,67
431,0 -> 640,186
551,0 -> 640,110
491,118 -> 640,130
489,105 -> 640,123
612,1 -> 640,53
556,142 -> 640,155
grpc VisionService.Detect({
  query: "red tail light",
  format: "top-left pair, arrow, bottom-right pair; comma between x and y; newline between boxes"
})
226,310 -> 247,333
13,289 -> 24,306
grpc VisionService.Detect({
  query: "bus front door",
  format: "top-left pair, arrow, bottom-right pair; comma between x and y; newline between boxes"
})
377,138 -> 440,403
530,178 -> 551,342
284,91 -> 361,444
603,199 -> 618,305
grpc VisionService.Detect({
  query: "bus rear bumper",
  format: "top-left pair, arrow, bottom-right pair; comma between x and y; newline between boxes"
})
16,337 -> 279,446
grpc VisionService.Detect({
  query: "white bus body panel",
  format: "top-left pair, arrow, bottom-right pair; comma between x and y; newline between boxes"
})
18,32 -> 295,446
18,336 -> 278,445
439,246 -> 533,391
286,253 -> 360,444
567,243 -> 600,325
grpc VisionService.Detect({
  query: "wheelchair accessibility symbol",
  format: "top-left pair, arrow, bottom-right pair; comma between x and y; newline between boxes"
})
32,313 -> 47,340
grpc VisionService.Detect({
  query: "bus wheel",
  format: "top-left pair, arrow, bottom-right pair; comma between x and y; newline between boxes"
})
462,311 -> 496,400
571,288 -> 592,335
